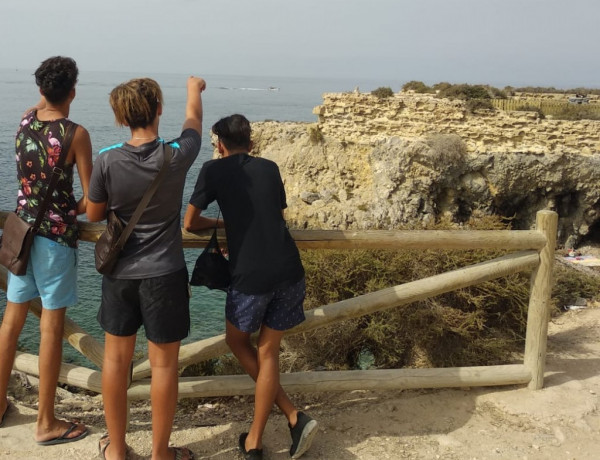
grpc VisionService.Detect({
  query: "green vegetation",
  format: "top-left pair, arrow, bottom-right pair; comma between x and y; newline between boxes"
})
401,81 -> 506,113
371,86 -> 394,99
401,80 -> 434,93
465,98 -> 495,113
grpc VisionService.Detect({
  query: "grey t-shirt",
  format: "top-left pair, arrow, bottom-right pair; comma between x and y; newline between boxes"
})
89,129 -> 201,279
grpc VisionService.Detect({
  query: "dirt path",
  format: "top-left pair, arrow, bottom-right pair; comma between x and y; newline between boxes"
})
1,307 -> 599,459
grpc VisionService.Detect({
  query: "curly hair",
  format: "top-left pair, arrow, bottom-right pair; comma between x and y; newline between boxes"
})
34,56 -> 78,104
109,78 -> 163,129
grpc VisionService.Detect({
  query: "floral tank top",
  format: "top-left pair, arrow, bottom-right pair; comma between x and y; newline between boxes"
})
14,110 -> 79,248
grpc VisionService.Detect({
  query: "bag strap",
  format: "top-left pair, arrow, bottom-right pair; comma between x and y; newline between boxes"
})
215,209 -> 221,230
114,143 -> 174,247
32,123 -> 77,231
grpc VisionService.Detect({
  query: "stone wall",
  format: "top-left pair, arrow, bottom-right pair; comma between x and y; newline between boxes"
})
313,93 -> 600,155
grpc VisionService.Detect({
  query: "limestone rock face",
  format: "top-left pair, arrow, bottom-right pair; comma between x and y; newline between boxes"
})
248,94 -> 600,247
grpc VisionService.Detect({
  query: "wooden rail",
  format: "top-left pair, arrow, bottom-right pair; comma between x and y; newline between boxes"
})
1,210 -> 558,398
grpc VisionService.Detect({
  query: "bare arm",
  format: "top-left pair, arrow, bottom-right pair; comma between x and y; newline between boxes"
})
69,126 -> 93,215
181,76 -> 206,136
184,203 -> 224,232
86,200 -> 107,222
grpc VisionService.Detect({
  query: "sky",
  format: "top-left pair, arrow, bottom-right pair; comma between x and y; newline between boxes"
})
1,0 -> 599,89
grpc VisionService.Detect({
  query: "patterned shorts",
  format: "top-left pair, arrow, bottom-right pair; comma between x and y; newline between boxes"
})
226,277 -> 306,333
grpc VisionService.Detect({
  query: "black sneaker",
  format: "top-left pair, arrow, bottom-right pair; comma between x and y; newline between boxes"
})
238,432 -> 263,460
289,412 -> 318,459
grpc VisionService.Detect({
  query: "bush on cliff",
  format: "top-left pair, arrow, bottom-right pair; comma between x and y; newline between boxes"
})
371,86 -> 394,99
435,83 -> 505,101
465,98 -> 495,113
402,81 -> 433,93
425,133 -> 467,164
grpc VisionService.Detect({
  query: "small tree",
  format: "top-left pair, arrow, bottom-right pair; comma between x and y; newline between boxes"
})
402,81 -> 432,93
371,87 -> 394,99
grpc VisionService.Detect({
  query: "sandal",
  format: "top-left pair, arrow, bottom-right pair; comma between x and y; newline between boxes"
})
171,446 -> 196,460
98,434 -> 110,459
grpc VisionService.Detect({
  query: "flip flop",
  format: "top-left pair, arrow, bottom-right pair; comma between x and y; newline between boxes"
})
98,433 -> 133,460
0,401 -> 10,427
171,446 -> 196,460
36,422 -> 88,446
98,433 -> 110,459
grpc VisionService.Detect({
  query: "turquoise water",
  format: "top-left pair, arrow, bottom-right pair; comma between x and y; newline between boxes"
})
0,69 -> 384,367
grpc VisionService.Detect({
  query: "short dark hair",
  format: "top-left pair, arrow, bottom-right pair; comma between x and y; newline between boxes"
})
34,56 -> 78,104
212,114 -> 251,150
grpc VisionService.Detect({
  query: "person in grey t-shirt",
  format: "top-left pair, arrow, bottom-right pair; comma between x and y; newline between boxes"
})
87,76 -> 205,460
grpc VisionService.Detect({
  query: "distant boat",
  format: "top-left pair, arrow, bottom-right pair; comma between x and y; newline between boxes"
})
268,86 -> 280,91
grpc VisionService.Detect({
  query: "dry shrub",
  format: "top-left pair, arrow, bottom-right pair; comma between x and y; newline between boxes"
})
281,216 -> 600,372
425,133 -> 467,165
286,247 -> 530,371
552,264 -> 600,309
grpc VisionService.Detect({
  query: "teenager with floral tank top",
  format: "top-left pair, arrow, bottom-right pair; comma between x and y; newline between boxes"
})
0,56 -> 92,446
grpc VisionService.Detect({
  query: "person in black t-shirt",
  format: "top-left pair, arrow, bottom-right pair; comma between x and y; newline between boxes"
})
185,114 -> 318,459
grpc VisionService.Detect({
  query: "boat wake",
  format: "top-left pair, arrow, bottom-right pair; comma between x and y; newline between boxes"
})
217,86 -> 280,91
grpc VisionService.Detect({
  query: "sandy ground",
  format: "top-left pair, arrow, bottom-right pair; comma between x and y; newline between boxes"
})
0,306 -> 599,460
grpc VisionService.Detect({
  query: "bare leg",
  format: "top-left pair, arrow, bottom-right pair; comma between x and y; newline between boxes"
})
102,332 -> 136,460
0,301 -> 29,417
35,306 -> 86,443
148,340 -> 181,460
226,321 -> 298,424
226,321 -> 297,450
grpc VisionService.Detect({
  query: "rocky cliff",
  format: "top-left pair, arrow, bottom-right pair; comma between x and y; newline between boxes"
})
249,92 -> 600,247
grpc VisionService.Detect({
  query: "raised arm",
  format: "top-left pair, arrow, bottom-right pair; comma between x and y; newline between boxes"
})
181,76 -> 206,136
22,96 -> 46,118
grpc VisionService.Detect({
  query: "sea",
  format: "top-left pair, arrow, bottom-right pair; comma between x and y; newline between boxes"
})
0,69 -> 386,368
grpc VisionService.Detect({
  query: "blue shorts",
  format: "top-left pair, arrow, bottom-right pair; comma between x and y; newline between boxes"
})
226,277 -> 306,333
6,235 -> 78,310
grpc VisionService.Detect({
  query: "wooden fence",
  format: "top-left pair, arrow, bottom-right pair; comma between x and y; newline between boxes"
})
0,209 -> 557,401
491,98 -> 600,117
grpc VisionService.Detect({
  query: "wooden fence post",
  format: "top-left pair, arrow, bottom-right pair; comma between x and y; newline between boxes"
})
524,210 -> 558,389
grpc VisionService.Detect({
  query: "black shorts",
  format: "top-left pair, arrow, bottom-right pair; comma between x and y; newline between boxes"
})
97,267 -> 190,343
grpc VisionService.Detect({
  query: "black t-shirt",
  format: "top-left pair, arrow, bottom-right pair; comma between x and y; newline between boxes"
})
189,153 -> 304,294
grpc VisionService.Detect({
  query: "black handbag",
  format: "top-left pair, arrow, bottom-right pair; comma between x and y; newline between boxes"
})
0,124 -> 76,276
94,144 -> 173,275
190,211 -> 230,291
